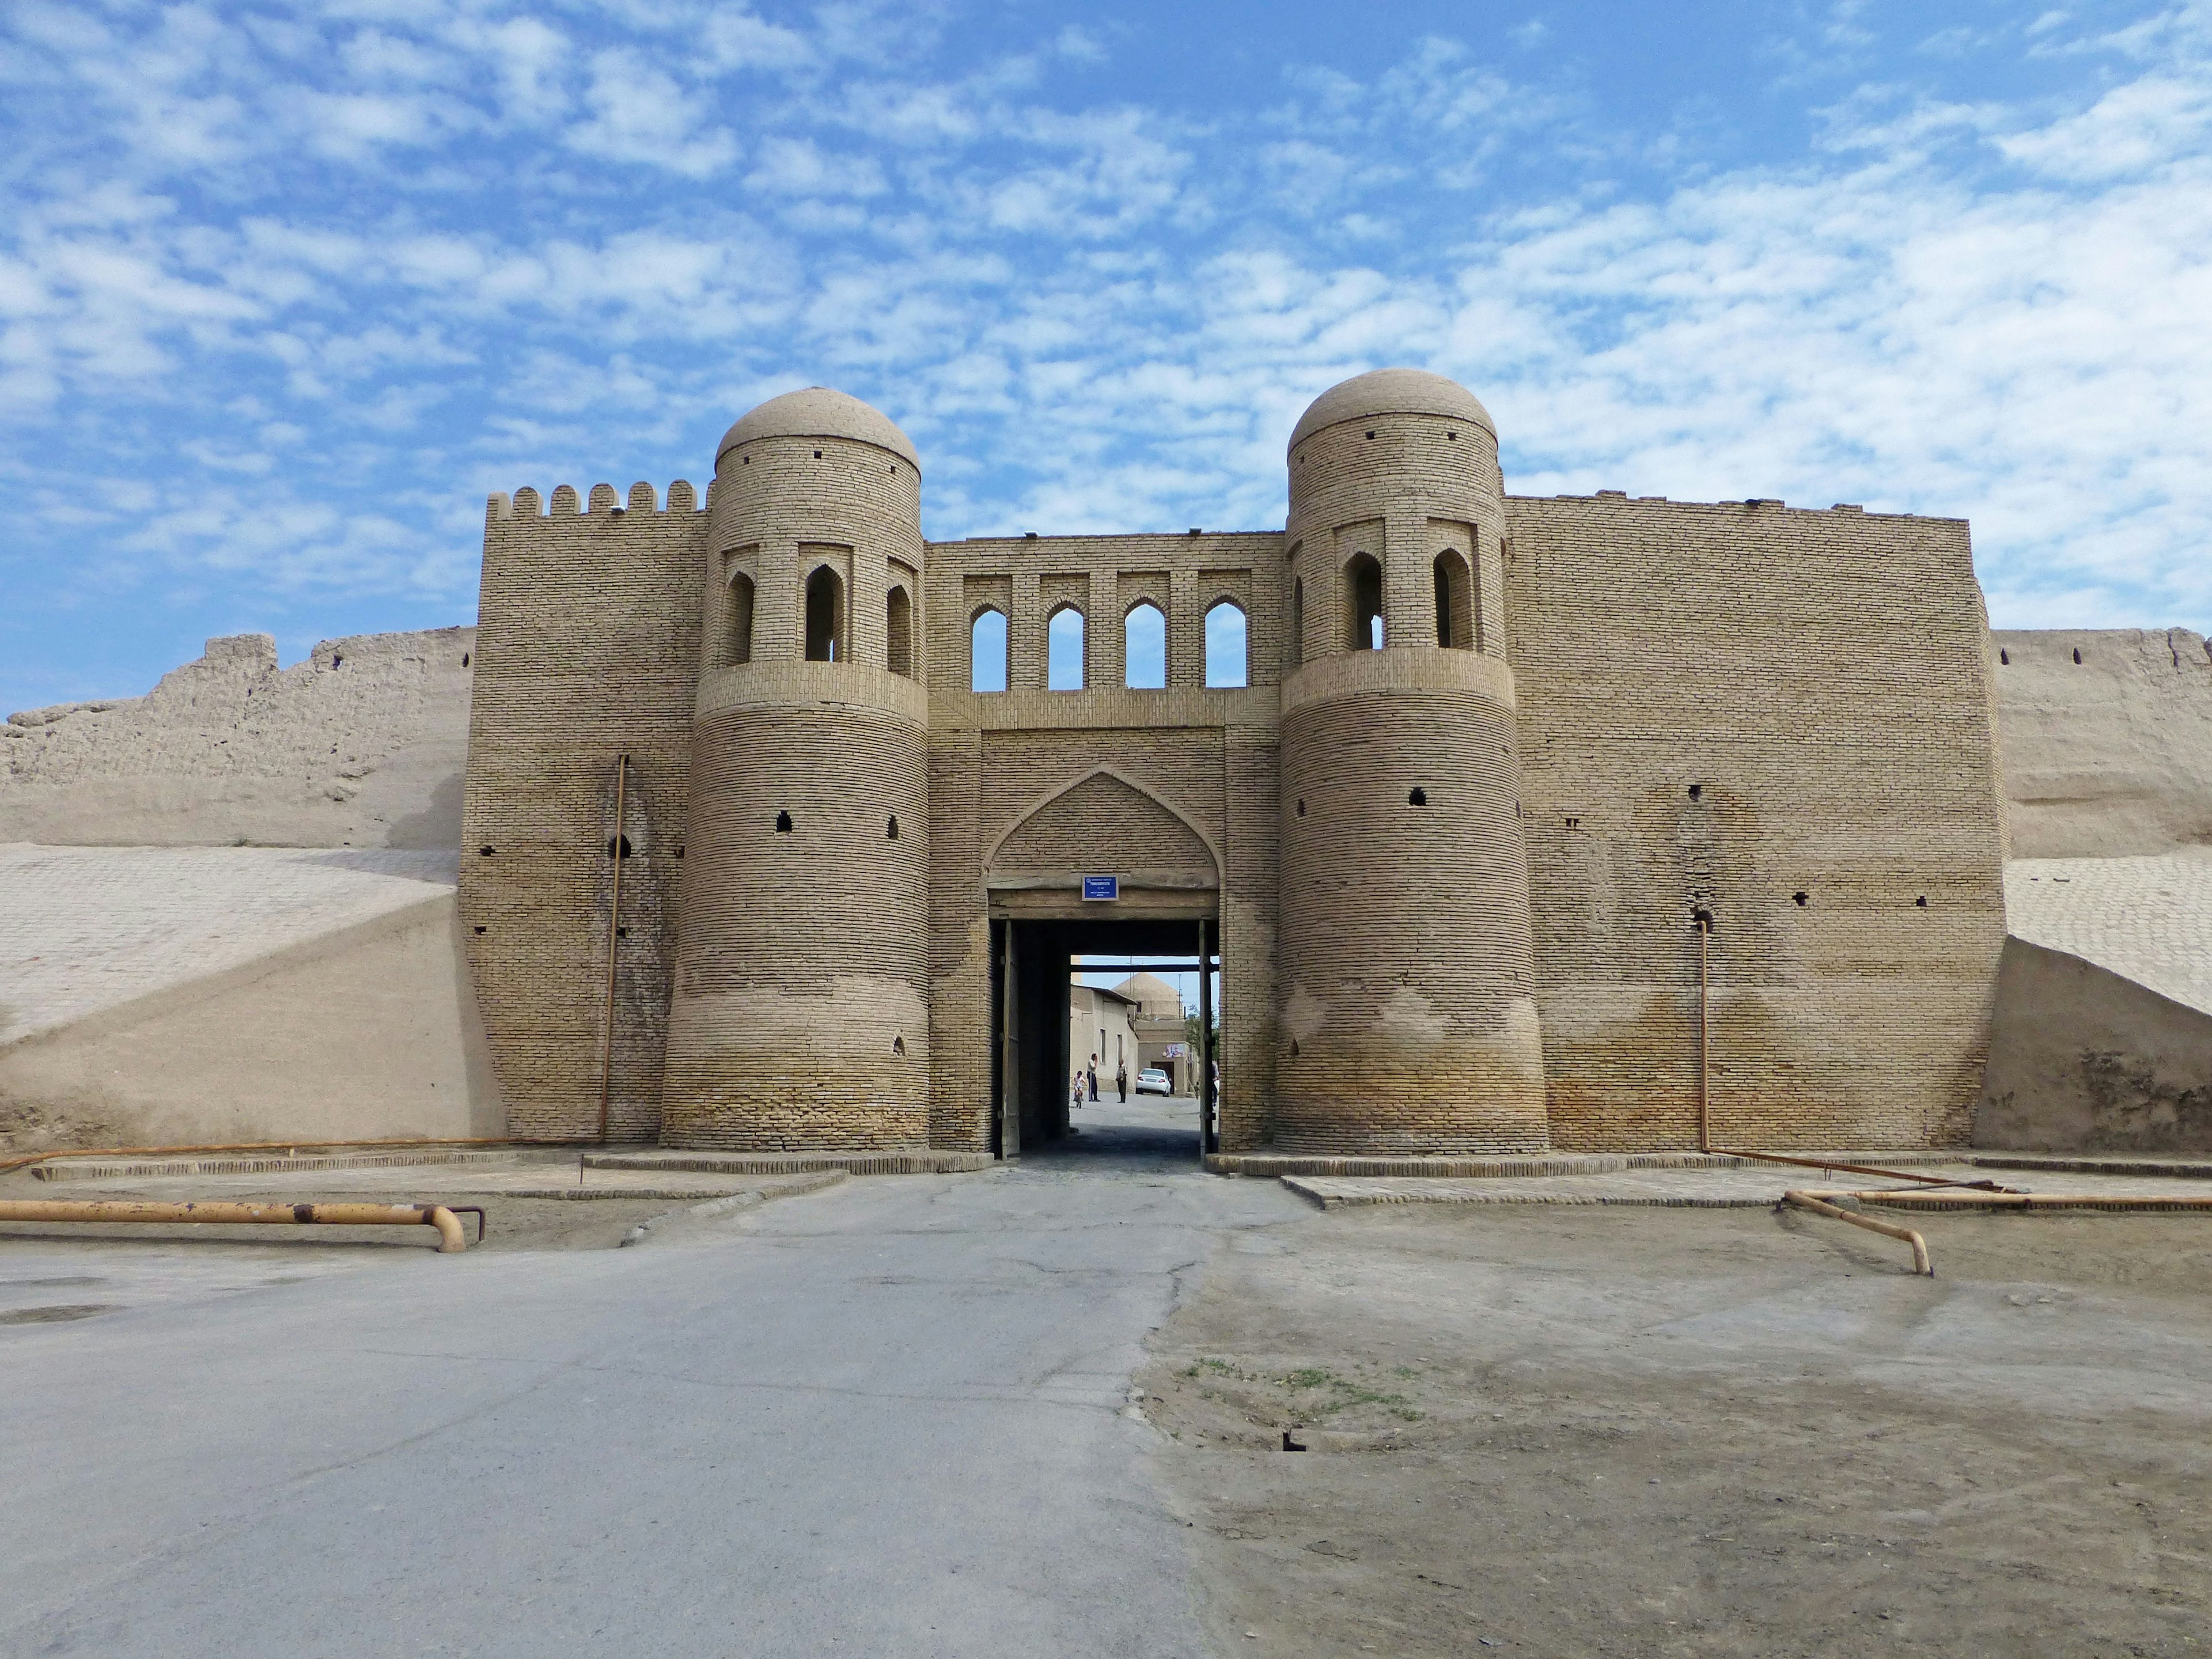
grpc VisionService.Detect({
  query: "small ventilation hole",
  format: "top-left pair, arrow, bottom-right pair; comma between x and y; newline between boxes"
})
607,834 -> 632,859
332,655 -> 343,668
1565,816 -> 1580,830
1447,431 -> 1457,441
615,927 -> 627,938
1408,787 -> 1428,806
892,1035 -> 906,1056
1915,895 -> 1929,908
1296,800 -> 1306,817
673,846 -> 684,859
1364,430 -> 1375,439
813,449 -> 823,459
1793,891 -> 1808,907
1687,783 -> 1703,801
462,653 -> 471,667
2072,648 -> 2082,664
472,925 -> 486,935
775,811 -> 792,833
1998,649 -> 2009,665
887,816 -> 899,839
1289,1039 -> 1301,1057
479,845 -> 495,857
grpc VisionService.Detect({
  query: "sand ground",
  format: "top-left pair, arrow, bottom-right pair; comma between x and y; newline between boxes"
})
1140,1202 -> 2212,1658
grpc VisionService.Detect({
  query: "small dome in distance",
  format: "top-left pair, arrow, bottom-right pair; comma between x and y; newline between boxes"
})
1289,368 -> 1495,454
718,387 -> 920,471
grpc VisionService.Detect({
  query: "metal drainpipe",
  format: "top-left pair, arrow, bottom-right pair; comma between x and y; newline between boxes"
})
1693,904 -> 2013,1192
597,753 -> 630,1145
1696,916 -> 1711,1154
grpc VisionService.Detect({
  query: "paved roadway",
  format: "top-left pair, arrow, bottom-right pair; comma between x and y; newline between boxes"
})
0,1101 -> 1302,1658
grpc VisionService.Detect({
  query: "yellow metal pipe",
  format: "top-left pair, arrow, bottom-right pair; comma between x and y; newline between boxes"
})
1782,1191 -> 1934,1275
0,1199 -> 469,1252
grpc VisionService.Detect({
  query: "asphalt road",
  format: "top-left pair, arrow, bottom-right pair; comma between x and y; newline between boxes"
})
0,1108 -> 1302,1658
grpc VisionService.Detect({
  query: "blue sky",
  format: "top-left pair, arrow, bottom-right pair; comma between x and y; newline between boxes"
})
3,0 -> 2209,714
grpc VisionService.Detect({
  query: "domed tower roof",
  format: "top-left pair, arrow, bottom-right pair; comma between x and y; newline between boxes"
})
1288,368 -> 1495,455
1113,972 -> 1184,1019
717,387 -> 920,471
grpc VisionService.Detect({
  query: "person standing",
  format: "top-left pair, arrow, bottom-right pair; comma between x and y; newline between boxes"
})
1116,1060 -> 1128,1102
1087,1056 -> 1100,1101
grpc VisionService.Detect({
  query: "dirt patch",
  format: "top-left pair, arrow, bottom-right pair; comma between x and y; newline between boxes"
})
1141,1203 -> 2212,1657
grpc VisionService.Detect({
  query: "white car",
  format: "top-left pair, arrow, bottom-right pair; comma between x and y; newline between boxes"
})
1133,1067 -> 1173,1097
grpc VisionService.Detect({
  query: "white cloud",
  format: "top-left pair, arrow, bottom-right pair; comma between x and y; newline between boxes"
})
565,48 -> 738,176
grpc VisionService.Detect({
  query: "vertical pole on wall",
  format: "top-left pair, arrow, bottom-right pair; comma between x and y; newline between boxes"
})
1198,918 -> 1215,1159
1001,923 -> 1021,1161
597,753 -> 630,1145
1696,915 -> 1711,1154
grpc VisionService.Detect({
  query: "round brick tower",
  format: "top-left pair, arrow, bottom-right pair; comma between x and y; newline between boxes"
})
660,388 -> 931,1149
1273,369 -> 1550,1154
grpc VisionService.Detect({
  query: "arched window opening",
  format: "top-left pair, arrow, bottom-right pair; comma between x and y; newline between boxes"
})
1344,553 -> 1383,651
1433,549 -> 1473,649
886,585 -> 913,678
726,571 -> 755,666
804,565 -> 844,662
970,608 -> 1008,692
1124,601 -> 1166,688
1205,600 -> 1248,687
1047,605 -> 1086,690
1288,578 -> 1304,669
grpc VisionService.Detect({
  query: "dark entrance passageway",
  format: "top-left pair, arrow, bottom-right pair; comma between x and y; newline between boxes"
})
988,916 -> 1218,1167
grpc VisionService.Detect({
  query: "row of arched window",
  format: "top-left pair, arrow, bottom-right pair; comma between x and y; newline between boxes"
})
1283,547 -> 1481,667
968,600 -> 1249,693
724,566 -> 918,677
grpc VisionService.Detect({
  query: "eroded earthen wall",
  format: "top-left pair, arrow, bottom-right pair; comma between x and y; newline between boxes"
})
457,482 -> 704,1141
2,628 -> 475,850
1993,628 -> 2212,857
1509,495 -> 2008,1151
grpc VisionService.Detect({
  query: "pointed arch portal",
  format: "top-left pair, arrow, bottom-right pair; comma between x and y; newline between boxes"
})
981,767 -> 1223,1165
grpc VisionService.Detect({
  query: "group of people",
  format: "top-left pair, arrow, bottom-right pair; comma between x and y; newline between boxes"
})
1071,1055 -> 1127,1111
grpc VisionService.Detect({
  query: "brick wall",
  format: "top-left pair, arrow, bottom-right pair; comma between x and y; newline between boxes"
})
457,482 -> 704,1141
1508,495 -> 2008,1151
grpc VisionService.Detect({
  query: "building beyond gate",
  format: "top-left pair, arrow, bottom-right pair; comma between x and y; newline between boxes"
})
458,369 -> 2009,1157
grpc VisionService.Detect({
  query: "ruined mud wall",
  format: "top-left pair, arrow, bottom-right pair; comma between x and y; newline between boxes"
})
457,482 -> 704,1141
1976,935 -> 2212,1153
1,628 -> 475,850
1508,496 -> 2009,1152
1993,628 -> 2212,858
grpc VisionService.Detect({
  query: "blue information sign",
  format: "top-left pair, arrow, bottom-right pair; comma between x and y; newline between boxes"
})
1081,875 -> 1119,901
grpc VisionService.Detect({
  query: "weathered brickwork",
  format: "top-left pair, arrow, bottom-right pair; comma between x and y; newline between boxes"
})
1508,495 -> 2008,1150
458,481 -> 704,1141
457,372 -> 2009,1157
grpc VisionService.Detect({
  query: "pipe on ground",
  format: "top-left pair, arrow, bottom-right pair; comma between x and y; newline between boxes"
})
1781,1191 -> 1933,1276
0,1199 -> 470,1252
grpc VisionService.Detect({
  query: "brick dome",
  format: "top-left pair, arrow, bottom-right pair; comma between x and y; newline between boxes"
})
717,387 -> 920,471
1289,368 -> 1495,454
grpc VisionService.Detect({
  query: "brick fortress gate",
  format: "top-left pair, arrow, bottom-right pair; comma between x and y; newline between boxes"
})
459,370 -> 2009,1157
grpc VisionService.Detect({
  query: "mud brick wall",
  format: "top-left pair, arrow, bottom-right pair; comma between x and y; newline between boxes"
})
457,482 -> 704,1141
1507,495 -> 2009,1152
